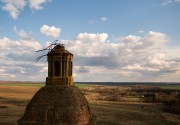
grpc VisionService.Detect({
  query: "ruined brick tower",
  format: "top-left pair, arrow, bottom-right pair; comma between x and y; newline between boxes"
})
46,44 -> 73,85
18,42 -> 96,125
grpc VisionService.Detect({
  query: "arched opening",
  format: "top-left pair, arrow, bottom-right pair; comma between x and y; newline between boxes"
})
54,61 -> 60,76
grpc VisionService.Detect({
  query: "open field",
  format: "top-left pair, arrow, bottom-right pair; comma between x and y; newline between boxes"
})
0,83 -> 180,125
160,85 -> 180,90
0,82 -> 93,88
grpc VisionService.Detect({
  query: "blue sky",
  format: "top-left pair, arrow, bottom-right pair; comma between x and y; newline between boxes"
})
0,0 -> 180,82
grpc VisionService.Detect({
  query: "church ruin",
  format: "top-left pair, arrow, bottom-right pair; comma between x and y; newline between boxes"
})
18,41 -> 96,125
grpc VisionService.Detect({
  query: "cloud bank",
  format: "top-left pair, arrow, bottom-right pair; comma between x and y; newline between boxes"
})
62,31 -> 180,82
0,30 -> 180,82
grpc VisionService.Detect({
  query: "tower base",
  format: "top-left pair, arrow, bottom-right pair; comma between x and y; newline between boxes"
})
46,77 -> 73,85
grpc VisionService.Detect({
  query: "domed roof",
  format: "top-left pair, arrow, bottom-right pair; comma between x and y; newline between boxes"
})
18,85 -> 96,125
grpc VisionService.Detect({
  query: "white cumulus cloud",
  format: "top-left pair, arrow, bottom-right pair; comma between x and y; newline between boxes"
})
40,25 -> 61,38
143,31 -> 168,44
1,0 -> 51,19
76,33 -> 108,43
29,0 -> 50,10
0,29 -> 45,81
13,26 -> 33,40
1,0 -> 26,19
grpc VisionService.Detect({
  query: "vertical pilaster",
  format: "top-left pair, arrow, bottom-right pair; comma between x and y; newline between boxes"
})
68,62 -> 71,77
70,62 -> 72,76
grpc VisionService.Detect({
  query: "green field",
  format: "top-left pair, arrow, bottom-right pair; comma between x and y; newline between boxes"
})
161,85 -> 180,90
75,83 -> 94,88
0,83 -> 93,89
1,82 -> 180,91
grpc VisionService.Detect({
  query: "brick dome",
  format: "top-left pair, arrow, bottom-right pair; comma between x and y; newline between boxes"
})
18,85 -> 96,125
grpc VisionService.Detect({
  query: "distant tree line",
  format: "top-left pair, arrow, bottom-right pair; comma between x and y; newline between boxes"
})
81,84 -> 180,114
130,85 -> 180,114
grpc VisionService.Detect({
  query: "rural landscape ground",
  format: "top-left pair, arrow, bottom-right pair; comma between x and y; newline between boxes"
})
0,82 -> 180,125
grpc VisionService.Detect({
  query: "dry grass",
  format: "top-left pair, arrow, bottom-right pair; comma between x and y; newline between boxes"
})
0,84 -> 180,125
0,85 -> 39,125
90,101 -> 179,125
0,86 -> 39,100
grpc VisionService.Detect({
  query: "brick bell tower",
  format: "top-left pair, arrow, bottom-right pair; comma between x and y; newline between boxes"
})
46,44 -> 73,85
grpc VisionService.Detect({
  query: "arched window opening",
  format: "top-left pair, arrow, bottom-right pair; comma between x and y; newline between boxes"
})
54,61 -> 60,76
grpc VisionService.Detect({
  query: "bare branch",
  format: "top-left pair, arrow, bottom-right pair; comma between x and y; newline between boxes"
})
34,40 -> 62,62
34,54 -> 47,63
